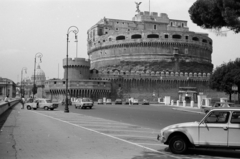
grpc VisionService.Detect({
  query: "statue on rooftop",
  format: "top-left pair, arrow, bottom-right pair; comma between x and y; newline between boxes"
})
135,2 -> 142,13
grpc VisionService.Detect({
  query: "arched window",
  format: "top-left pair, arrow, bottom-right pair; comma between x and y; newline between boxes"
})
116,36 -> 125,40
147,34 -> 159,38
131,34 -> 142,39
165,34 -> 169,38
192,37 -> 199,41
172,34 -> 181,39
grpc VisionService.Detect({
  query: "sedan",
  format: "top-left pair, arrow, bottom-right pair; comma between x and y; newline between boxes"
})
115,99 -> 122,105
142,99 -> 149,105
157,107 -> 240,154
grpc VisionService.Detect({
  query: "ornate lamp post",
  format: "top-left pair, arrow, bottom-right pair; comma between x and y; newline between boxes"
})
21,67 -> 27,97
65,26 -> 79,113
33,52 -> 43,99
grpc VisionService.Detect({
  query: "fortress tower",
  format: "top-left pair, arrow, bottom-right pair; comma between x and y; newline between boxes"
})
87,11 -> 213,74
63,58 -> 91,80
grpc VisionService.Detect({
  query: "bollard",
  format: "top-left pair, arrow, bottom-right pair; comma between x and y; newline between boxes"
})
190,100 -> 194,107
171,100 -> 174,106
183,100 -> 186,107
177,100 -> 179,106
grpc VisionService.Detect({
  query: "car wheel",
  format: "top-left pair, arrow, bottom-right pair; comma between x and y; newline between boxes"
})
44,106 -> 49,110
27,106 -> 31,110
169,135 -> 188,154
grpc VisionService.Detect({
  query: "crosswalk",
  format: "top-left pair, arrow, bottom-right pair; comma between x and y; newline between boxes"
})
32,110 -> 237,159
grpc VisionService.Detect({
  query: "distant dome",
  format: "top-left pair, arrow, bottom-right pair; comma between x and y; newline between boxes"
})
31,65 -> 46,83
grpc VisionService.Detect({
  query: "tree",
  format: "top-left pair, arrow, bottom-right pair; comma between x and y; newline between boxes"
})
209,58 -> 240,102
189,0 -> 240,33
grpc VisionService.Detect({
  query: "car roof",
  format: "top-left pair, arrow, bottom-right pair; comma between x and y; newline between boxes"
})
215,102 -> 234,104
211,107 -> 240,111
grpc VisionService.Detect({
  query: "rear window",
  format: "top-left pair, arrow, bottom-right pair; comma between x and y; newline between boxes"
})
46,100 -> 52,103
231,111 -> 240,124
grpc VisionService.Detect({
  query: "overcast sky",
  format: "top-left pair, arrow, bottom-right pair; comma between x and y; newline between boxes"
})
0,0 -> 239,83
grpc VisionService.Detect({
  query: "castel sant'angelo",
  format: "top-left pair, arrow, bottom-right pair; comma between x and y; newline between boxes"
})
45,6 -> 225,103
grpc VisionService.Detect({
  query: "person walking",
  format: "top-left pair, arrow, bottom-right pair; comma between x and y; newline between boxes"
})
4,95 -> 10,107
21,96 -> 25,109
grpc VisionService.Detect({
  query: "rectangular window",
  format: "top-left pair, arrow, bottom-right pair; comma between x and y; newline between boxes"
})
231,111 -> 240,124
205,111 -> 230,124
154,25 -> 157,30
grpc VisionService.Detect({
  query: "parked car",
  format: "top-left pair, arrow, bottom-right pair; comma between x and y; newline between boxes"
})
157,107 -> 240,154
26,98 -> 58,110
115,99 -> 122,105
97,99 -> 103,104
25,98 -> 37,110
132,99 -> 139,105
201,102 -> 235,114
61,98 -> 72,106
106,99 -> 112,104
74,98 -> 94,109
124,99 -> 129,105
142,99 -> 149,105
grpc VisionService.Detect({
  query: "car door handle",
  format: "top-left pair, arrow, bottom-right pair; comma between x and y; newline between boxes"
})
223,127 -> 228,130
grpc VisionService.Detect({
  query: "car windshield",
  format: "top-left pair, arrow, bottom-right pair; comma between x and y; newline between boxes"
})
46,100 -> 52,103
82,98 -> 91,102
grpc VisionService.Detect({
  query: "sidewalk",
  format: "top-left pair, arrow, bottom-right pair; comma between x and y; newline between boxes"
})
0,103 -> 171,159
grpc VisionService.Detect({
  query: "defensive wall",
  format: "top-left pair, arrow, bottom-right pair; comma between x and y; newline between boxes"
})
90,70 -> 226,101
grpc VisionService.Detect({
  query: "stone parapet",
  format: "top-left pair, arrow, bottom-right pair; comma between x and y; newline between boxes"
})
90,71 -> 210,81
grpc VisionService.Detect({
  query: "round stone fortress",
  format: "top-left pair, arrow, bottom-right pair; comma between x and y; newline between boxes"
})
87,11 -> 213,74
86,11 -> 224,102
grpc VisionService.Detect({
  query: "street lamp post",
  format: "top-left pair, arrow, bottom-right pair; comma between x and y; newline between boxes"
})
21,67 -> 27,97
65,26 -> 79,113
33,52 -> 43,99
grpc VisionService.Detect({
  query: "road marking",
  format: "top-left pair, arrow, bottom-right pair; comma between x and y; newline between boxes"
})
33,111 -> 181,159
85,128 -> 159,134
136,143 -> 167,146
172,108 -> 205,114
112,134 -> 156,139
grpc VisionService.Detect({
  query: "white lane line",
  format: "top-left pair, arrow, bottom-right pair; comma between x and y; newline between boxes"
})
88,128 -> 159,134
33,111 -> 180,159
136,143 -> 167,146
68,123 -> 132,128
112,135 -> 156,139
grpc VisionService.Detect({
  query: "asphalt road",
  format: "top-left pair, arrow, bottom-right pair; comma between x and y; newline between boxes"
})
57,103 -> 204,130
55,103 -> 240,159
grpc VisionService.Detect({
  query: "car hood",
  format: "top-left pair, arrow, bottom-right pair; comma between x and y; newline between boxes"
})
162,121 -> 199,131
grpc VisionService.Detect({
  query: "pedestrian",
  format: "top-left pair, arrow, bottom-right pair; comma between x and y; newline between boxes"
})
21,96 -> 25,109
4,95 -> 10,107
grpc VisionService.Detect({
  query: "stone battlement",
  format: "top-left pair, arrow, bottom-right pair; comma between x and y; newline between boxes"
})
63,58 -> 90,67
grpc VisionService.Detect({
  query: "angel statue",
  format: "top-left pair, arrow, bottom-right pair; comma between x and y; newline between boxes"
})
135,2 -> 142,13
